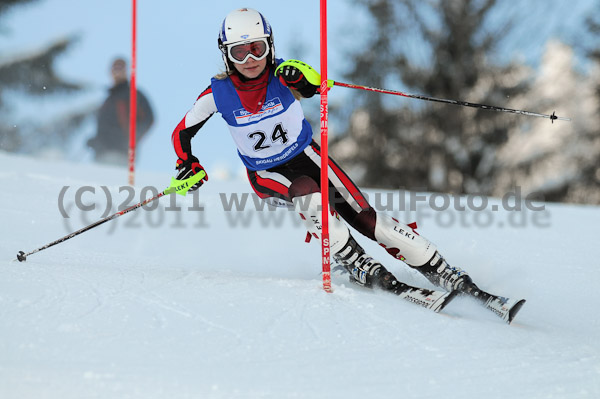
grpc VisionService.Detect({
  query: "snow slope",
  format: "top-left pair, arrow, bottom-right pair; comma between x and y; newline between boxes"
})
1,151 -> 599,399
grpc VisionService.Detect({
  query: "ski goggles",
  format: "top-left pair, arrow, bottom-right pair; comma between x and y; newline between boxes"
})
227,38 -> 269,64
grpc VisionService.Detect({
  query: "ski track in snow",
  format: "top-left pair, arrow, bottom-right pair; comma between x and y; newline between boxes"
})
1,151 -> 599,399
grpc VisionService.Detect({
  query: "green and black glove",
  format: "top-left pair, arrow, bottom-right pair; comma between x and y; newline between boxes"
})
275,59 -> 321,98
175,155 -> 208,192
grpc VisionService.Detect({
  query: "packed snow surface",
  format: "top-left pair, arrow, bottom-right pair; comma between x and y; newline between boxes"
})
1,151 -> 599,398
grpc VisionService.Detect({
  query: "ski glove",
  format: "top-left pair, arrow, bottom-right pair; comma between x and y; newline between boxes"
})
276,63 -> 319,98
175,155 -> 208,191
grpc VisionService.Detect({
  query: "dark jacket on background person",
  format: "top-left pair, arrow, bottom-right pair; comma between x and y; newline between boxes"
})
88,81 -> 154,159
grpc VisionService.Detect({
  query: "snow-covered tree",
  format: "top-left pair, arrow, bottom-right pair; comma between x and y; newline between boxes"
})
331,0 -> 528,194
494,41 -> 600,204
587,4 -> 600,115
0,0 -> 91,154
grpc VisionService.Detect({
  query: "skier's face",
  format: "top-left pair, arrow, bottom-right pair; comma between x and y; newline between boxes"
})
233,57 -> 267,79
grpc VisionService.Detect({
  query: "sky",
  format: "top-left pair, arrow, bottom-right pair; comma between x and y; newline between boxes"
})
0,0 -> 597,182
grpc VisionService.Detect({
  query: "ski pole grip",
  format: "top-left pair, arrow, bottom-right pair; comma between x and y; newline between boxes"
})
166,170 -> 207,196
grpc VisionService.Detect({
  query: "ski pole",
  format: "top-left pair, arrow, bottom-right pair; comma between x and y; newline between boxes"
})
15,171 -> 206,262
331,80 -> 570,123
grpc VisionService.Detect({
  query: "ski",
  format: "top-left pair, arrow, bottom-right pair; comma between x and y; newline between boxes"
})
461,288 -> 526,324
333,265 -> 524,321
395,285 -> 458,313
332,265 -> 457,313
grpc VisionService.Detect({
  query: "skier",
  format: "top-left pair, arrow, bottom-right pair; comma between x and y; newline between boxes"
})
171,8 -> 523,320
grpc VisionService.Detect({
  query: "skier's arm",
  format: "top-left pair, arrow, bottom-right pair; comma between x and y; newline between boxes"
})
171,86 -> 216,189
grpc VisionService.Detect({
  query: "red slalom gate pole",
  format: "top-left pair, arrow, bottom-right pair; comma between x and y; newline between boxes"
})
128,0 -> 138,186
320,0 -> 332,293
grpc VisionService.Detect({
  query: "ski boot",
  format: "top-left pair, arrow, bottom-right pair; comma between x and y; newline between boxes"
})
334,235 -> 405,293
334,235 -> 457,312
414,251 -> 472,292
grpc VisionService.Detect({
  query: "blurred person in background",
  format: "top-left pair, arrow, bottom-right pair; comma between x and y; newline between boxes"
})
87,57 -> 154,166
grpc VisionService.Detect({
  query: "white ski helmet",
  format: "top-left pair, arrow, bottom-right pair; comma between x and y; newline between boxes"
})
218,8 -> 275,72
